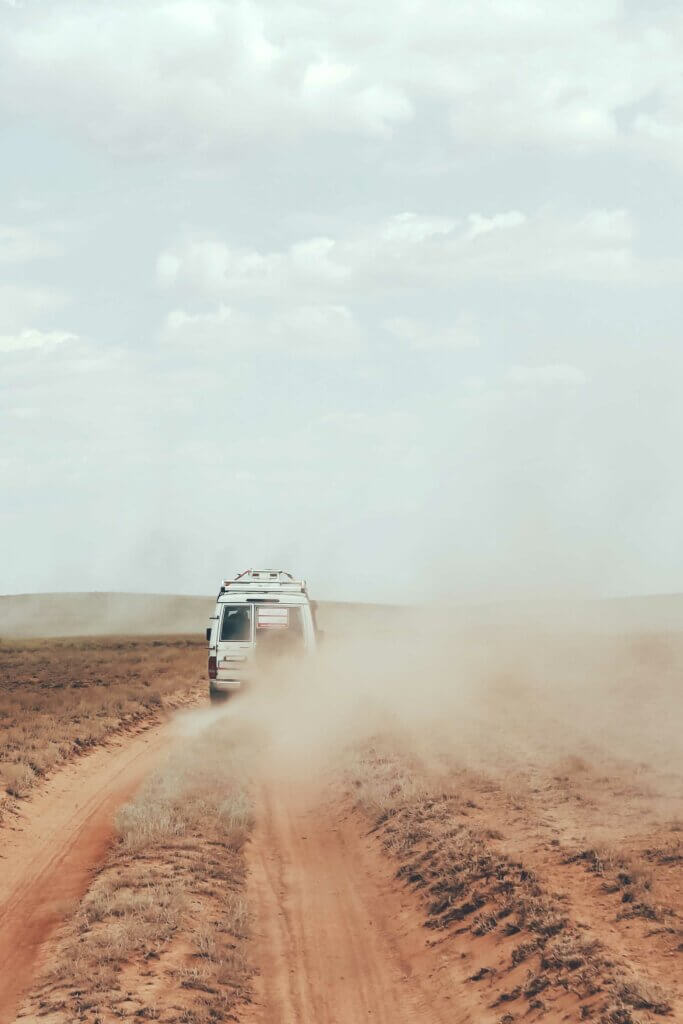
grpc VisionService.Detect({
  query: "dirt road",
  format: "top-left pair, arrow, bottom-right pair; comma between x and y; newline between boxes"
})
3,722 -> 470,1024
0,723 -> 173,1024
244,778 -> 464,1024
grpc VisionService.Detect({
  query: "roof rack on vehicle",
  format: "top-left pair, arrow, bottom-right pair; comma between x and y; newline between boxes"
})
218,569 -> 308,596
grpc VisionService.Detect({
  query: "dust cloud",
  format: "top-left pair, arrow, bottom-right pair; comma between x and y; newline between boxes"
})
176,601 -> 683,800
3,590 -> 680,795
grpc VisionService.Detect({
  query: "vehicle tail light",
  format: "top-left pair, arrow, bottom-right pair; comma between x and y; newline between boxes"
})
208,655 -> 217,679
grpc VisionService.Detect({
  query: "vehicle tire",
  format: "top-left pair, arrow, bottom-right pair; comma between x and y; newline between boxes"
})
209,686 -> 229,705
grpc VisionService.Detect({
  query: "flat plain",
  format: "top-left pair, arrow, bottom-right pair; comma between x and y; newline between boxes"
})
0,597 -> 681,1024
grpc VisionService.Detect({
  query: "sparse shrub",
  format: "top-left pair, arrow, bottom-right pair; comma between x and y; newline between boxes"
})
522,972 -> 549,997
644,839 -> 682,864
224,891 -> 250,937
3,761 -> 36,797
615,975 -> 672,1015
178,964 -> 215,992
541,935 -> 600,971
473,912 -> 499,935
493,985 -> 521,1006
511,939 -> 538,965
193,923 -> 218,960
116,791 -> 187,850
216,790 -> 254,848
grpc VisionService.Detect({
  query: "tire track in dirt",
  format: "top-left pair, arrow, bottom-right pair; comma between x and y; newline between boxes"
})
244,778 -> 465,1024
0,720 -> 179,1024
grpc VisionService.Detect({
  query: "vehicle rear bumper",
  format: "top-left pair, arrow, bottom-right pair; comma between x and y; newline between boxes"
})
210,677 -> 244,691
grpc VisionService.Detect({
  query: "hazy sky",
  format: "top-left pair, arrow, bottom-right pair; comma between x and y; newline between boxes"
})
1,0 -> 682,602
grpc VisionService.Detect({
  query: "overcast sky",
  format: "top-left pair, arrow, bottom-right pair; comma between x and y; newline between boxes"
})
1,0 -> 682,602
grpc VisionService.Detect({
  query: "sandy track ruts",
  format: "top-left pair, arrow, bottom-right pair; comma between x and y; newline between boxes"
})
244,779 -> 463,1024
0,722 -> 174,1024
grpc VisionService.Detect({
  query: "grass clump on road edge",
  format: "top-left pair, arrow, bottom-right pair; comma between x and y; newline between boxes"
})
19,716 -> 258,1024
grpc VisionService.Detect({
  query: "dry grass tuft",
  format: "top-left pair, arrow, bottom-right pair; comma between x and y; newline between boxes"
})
571,844 -> 671,923
614,975 -> 673,1015
2,761 -> 37,797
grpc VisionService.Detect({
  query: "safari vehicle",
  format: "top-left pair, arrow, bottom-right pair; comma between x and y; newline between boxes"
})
206,569 -> 319,702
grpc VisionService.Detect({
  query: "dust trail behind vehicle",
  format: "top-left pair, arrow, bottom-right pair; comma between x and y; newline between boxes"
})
225,609 -> 682,1022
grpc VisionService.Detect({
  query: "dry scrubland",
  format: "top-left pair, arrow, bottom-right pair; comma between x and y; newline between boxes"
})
17,718 -> 257,1024
347,628 -> 683,1023
0,637 -> 204,820
1,595 -> 682,1024
352,746 -> 680,1023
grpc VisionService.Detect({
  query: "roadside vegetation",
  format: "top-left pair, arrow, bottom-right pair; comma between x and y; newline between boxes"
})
350,745 -> 679,1024
0,636 -> 204,818
18,717 -> 257,1024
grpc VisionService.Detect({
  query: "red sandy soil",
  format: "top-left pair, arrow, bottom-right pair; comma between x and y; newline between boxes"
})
0,719 -> 178,1024
243,778 -> 459,1024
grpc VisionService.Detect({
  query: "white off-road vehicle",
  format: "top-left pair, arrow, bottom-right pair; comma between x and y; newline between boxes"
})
206,569 -> 320,702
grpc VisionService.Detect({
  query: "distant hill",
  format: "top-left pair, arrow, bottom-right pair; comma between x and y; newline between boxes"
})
1,591 -> 682,639
457,593 -> 683,634
0,592 -> 390,639
0,592 -> 214,638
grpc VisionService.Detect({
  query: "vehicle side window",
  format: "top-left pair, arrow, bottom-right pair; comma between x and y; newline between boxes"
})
220,606 -> 251,641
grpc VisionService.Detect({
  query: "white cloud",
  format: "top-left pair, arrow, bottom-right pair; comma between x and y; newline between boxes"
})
162,302 -> 362,356
0,224 -> 59,263
302,60 -> 354,94
0,327 -> 78,354
466,211 -> 527,240
269,304 -> 362,355
347,84 -> 413,139
157,243 -> 234,293
0,284 -> 69,332
2,1 -> 683,161
508,364 -> 587,387
300,60 -> 413,138
578,208 -> 633,240
158,206 -> 647,304
6,406 -> 40,419
157,234 -> 350,298
384,315 -> 480,351
379,212 -> 456,243
162,304 -> 248,346
0,1 -> 413,155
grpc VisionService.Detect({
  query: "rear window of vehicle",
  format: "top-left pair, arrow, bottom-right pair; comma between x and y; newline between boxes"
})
220,605 -> 252,641
255,605 -> 303,633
